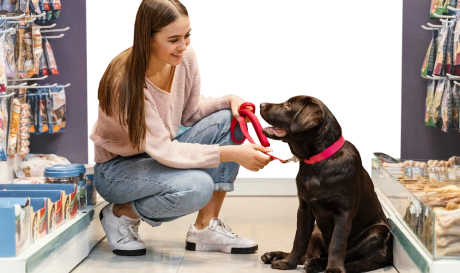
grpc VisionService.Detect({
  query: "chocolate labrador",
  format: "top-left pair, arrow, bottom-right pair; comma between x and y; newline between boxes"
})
259,96 -> 392,273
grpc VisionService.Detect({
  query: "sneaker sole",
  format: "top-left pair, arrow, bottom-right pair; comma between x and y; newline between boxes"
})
185,242 -> 258,254
100,206 -> 146,256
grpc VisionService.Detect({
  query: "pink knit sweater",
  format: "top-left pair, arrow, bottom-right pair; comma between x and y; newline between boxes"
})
90,46 -> 230,169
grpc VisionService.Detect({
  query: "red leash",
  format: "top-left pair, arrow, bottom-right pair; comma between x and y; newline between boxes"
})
230,102 -> 346,165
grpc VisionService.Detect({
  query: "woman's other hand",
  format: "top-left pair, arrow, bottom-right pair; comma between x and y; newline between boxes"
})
220,144 -> 275,172
228,94 -> 252,123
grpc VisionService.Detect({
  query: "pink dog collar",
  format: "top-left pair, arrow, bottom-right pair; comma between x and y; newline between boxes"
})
303,136 -> 345,164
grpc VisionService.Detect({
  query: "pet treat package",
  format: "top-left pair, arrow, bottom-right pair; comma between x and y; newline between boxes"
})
445,22 -> 455,74
30,0 -> 42,15
8,96 -> 21,157
0,33 -> 7,93
42,0 -> 51,11
441,81 -> 451,132
24,29 -> 34,78
432,80 -> 446,127
17,89 -> 30,155
39,51 -> 49,76
453,82 -> 460,130
17,28 -> 26,79
426,80 -> 437,127
19,0 -> 28,13
434,22 -> 449,76
422,29 -> 439,77
2,0 -> 17,13
0,93 -> 10,161
26,90 -> 37,134
48,87 -> 65,133
38,89 -> 49,134
444,0 -> 451,14
50,0 -> 61,22
449,0 -> 459,14
44,37 -> 58,75
32,28 -> 43,76
6,28 -> 17,78
431,0 -> 444,18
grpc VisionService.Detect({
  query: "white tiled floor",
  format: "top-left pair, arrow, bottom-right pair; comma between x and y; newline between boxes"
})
71,197 -> 398,273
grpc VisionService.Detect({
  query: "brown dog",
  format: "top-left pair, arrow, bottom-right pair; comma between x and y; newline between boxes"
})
259,96 -> 392,273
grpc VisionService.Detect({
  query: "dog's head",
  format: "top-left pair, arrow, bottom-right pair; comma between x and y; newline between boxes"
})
260,96 -> 342,158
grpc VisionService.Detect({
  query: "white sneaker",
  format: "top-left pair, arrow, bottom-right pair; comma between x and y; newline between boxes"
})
185,217 -> 258,254
99,203 -> 146,256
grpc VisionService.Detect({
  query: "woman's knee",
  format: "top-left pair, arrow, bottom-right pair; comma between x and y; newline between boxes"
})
182,171 -> 214,212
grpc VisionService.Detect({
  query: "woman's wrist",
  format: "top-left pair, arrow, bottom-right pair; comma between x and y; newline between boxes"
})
219,146 -> 236,163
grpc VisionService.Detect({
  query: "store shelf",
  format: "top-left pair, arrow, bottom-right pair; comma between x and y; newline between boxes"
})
0,198 -> 108,273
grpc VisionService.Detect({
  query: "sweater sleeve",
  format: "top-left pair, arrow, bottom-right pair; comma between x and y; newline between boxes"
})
181,48 -> 230,127
144,99 -> 221,169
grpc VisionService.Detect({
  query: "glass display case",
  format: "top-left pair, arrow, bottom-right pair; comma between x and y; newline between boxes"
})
372,159 -> 460,259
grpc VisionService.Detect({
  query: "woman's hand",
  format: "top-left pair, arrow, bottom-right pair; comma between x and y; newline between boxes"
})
219,144 -> 275,172
228,94 -> 252,123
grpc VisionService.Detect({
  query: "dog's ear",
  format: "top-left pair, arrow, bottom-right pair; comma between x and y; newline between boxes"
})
290,100 -> 325,133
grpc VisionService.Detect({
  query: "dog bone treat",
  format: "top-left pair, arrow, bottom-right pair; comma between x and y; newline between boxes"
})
447,202 -> 459,210
425,184 -> 460,194
435,207 -> 460,256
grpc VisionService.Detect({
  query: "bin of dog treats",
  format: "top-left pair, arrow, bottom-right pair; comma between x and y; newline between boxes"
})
44,166 -> 84,210
51,164 -> 87,210
69,164 -> 87,210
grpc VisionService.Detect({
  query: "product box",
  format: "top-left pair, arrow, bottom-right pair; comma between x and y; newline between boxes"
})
0,184 -> 78,225
84,164 -> 96,205
0,198 -> 32,257
29,198 -> 48,243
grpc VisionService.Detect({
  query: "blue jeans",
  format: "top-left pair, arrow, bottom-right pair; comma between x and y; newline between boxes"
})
94,109 -> 243,227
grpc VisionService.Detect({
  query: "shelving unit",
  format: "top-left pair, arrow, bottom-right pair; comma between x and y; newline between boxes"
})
0,198 -> 108,273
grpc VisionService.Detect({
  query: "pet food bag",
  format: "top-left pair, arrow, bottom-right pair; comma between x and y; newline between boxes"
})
431,0 -> 444,18
441,80 -> 451,132
422,29 -> 439,77
44,37 -> 58,75
434,22 -> 449,76
0,33 -> 7,93
426,80 -> 437,127
48,87 -> 65,133
452,82 -> 460,130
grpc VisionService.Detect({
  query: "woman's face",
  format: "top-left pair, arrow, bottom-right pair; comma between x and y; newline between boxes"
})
151,15 -> 191,66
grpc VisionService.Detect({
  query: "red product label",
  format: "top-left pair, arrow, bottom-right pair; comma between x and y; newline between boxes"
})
42,68 -> 49,75
54,0 -> 61,10
43,0 -> 51,10
69,192 -> 78,219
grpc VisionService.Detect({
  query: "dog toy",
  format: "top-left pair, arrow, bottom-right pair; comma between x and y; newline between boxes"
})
231,101 -> 346,164
230,102 -> 288,163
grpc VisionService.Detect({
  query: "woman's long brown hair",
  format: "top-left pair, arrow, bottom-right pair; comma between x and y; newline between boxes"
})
98,0 -> 188,151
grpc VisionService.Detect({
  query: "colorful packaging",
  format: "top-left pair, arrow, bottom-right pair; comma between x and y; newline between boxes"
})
6,29 -> 17,78
26,90 -> 36,134
434,22 -> 449,76
32,28 -> 43,76
431,0 -> 444,18
48,87 -> 65,133
38,89 -> 49,133
30,0 -> 41,15
0,94 -> 9,160
453,83 -> 460,130
432,80 -> 446,126
0,33 -> 7,93
17,28 -> 26,79
23,30 -> 34,78
17,89 -> 30,155
426,80 -> 437,126
2,0 -> 17,13
50,0 -> 61,22
445,22 -> 455,74
422,29 -> 439,77
8,97 -> 20,157
44,37 -> 58,75
42,0 -> 51,11
19,0 -> 28,13
441,80 -> 451,132
39,52 -> 49,76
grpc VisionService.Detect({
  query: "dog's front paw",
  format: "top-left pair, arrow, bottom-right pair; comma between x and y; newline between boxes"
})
324,266 -> 346,273
303,258 -> 327,273
271,259 -> 298,270
261,251 -> 289,264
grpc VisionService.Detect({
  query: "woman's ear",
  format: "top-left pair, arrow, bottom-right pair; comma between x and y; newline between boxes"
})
290,102 -> 325,133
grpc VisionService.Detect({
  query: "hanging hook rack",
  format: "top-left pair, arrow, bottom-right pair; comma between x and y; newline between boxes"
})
8,75 -> 49,82
0,27 -> 16,34
454,81 -> 460,86
425,75 -> 445,80
422,25 -> 435,30
432,13 -> 456,19
8,17 -> 36,24
57,83 -> 71,88
34,23 -> 56,29
41,27 -> 70,33
42,34 -> 65,39
31,13 -> 46,19
7,83 -> 58,89
447,73 -> 460,80
448,6 -> 460,11
2,14 -> 25,21
427,23 -> 443,28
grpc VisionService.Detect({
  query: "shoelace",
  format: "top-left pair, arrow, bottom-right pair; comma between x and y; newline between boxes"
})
118,217 -> 141,243
210,218 -> 237,238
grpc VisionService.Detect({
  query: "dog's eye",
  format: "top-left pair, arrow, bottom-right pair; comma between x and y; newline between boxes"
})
285,102 -> 291,108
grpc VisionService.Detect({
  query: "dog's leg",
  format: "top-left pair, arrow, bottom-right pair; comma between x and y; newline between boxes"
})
324,212 -> 353,273
262,200 -> 315,270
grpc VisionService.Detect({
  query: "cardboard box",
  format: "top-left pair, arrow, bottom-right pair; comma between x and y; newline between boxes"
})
0,198 -> 32,257
29,198 -> 48,243
0,184 -> 78,223
0,190 -> 62,233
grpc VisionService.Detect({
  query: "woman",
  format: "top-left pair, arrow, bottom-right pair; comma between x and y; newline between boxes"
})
90,0 -> 274,257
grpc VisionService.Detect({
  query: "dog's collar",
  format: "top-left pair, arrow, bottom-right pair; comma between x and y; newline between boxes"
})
303,136 -> 345,164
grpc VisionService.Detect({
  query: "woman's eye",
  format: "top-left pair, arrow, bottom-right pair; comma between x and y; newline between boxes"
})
170,34 -> 191,43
